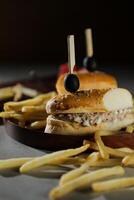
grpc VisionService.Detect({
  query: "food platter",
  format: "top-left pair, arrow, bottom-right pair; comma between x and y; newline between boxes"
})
1,74 -> 134,150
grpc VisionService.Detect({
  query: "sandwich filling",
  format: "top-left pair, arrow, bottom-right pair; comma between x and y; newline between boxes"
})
55,107 -> 133,127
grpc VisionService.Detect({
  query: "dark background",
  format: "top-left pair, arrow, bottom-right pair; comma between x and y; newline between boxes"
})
0,0 -> 133,66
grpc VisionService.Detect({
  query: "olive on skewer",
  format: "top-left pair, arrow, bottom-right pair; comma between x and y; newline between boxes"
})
64,73 -> 79,93
83,28 -> 97,71
64,35 -> 80,93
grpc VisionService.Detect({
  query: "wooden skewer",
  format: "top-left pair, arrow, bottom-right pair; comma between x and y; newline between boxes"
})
85,28 -> 94,57
67,35 -> 76,74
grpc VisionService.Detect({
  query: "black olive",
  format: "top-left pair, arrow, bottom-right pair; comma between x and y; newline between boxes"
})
83,57 -> 97,72
64,74 -> 80,93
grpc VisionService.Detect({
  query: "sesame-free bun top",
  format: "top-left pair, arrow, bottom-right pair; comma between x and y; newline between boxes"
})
46,88 -> 133,114
56,71 -> 117,95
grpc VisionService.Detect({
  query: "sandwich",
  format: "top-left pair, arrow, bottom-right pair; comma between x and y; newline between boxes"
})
56,71 -> 117,95
45,88 -> 134,135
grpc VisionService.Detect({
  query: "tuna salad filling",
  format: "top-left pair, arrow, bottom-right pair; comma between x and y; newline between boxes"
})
55,108 -> 133,127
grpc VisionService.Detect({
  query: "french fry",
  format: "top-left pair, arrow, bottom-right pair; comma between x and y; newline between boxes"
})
126,124 -> 134,133
46,156 -> 86,166
0,157 -> 73,170
4,91 -> 56,111
116,147 -> 134,153
0,84 -> 41,101
29,120 -> 46,129
106,146 -> 132,158
122,154 -> 134,166
22,87 -> 39,97
92,177 -> 134,192
4,96 -> 44,111
83,140 -> 98,151
39,156 -> 86,166
95,132 -> 109,159
63,157 -> 86,165
20,145 -> 90,173
60,152 -> 100,185
13,84 -> 23,101
0,158 -> 32,170
84,139 -> 132,158
89,158 -> 121,167
0,87 -> 14,100
21,105 -> 46,113
0,111 -> 23,121
0,111 -> 46,122
49,166 -> 124,200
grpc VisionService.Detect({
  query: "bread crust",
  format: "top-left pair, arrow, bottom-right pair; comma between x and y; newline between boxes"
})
45,113 -> 134,135
56,71 -> 117,95
46,89 -> 111,114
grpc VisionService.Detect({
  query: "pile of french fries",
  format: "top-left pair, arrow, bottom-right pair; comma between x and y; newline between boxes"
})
0,90 -> 56,129
0,84 -> 40,101
0,131 -> 134,199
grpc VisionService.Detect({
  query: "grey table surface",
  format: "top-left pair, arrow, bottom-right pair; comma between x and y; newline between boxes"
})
0,64 -> 134,200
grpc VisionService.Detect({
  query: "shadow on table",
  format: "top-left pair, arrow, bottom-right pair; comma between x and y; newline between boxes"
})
26,165 -> 73,179
0,170 -> 20,177
55,188 -> 134,200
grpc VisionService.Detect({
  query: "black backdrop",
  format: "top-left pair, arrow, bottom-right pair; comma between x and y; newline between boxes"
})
0,0 -> 133,66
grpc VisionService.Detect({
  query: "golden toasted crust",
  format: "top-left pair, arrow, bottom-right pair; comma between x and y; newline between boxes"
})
56,71 -> 117,95
46,89 -> 110,114
45,113 -> 134,135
